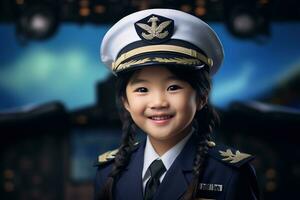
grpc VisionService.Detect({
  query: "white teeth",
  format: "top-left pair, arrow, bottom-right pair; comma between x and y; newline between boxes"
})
150,115 -> 171,120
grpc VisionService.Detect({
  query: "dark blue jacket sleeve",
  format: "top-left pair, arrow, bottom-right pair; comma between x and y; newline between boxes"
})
94,166 -> 109,200
225,164 -> 260,200
94,168 -> 102,200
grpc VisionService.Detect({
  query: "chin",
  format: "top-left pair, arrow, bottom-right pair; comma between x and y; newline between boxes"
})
148,131 -> 180,141
146,131 -> 171,140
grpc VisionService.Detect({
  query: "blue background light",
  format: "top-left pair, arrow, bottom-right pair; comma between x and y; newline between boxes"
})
0,23 -> 300,110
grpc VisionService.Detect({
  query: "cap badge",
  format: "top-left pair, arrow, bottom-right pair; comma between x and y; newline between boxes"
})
135,14 -> 174,44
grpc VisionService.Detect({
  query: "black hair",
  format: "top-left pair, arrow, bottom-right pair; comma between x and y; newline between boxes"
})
98,65 -> 220,200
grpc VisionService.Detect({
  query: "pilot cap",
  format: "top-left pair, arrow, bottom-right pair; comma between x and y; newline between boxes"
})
100,8 -> 224,76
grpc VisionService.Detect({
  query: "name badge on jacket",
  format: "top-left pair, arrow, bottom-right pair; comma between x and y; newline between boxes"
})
195,183 -> 223,200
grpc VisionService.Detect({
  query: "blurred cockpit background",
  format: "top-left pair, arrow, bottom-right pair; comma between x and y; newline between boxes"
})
0,0 -> 299,199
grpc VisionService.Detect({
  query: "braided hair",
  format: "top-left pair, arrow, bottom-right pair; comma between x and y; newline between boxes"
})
98,65 -> 219,200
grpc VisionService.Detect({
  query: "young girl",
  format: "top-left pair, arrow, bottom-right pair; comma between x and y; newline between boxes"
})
95,9 -> 260,200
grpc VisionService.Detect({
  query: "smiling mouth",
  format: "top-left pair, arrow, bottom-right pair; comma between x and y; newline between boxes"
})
148,115 -> 174,120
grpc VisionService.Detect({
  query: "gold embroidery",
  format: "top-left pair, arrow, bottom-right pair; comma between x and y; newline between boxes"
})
112,44 -> 212,70
116,58 -> 151,70
219,149 -> 251,164
152,57 -> 202,65
136,16 -> 172,40
115,57 -> 203,72
98,149 -> 119,163
98,142 -> 139,163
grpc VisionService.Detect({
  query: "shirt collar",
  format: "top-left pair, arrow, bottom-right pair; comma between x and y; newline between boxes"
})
142,128 -> 194,178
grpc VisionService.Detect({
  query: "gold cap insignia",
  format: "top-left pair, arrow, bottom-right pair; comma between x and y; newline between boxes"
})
219,149 -> 251,164
135,14 -> 174,44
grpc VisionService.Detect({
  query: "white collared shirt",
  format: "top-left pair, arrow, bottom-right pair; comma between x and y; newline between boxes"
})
142,130 -> 193,193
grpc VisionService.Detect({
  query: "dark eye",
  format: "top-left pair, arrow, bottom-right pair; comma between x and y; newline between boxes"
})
167,85 -> 182,91
134,87 -> 148,93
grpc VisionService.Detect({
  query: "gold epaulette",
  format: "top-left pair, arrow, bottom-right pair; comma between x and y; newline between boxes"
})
208,144 -> 255,167
219,149 -> 252,164
98,149 -> 119,164
96,142 -> 140,166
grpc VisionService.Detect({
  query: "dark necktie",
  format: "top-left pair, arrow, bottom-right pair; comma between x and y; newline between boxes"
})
144,159 -> 166,200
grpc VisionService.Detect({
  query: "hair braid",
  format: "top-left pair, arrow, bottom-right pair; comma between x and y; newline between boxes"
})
183,104 -> 220,200
98,108 -> 137,200
176,66 -> 219,200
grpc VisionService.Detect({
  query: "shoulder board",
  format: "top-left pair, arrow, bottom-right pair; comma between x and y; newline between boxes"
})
208,144 -> 255,168
94,142 -> 140,167
97,148 -> 119,166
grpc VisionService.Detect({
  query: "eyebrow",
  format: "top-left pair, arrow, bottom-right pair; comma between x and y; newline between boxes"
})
166,75 -> 180,81
129,78 -> 149,85
129,75 -> 181,85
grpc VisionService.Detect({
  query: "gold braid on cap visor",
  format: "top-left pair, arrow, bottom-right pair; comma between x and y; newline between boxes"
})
112,44 -> 213,71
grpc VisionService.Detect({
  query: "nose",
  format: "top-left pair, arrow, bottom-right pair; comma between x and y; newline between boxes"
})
149,92 -> 169,110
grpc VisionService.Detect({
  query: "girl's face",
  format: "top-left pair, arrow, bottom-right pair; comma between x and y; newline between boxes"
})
123,66 -> 201,148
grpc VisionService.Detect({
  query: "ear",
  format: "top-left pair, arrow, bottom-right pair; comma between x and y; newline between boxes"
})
122,97 -> 130,112
196,96 -> 208,111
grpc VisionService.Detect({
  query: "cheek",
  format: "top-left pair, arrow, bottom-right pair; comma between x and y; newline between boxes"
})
126,95 -> 146,115
125,87 -> 141,114
173,93 -> 198,113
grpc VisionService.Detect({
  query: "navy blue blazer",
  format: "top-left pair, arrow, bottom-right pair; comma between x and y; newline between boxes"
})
94,134 -> 260,200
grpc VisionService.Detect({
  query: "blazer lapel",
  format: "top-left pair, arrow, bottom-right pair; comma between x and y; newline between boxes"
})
154,134 -> 198,200
115,140 -> 145,200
